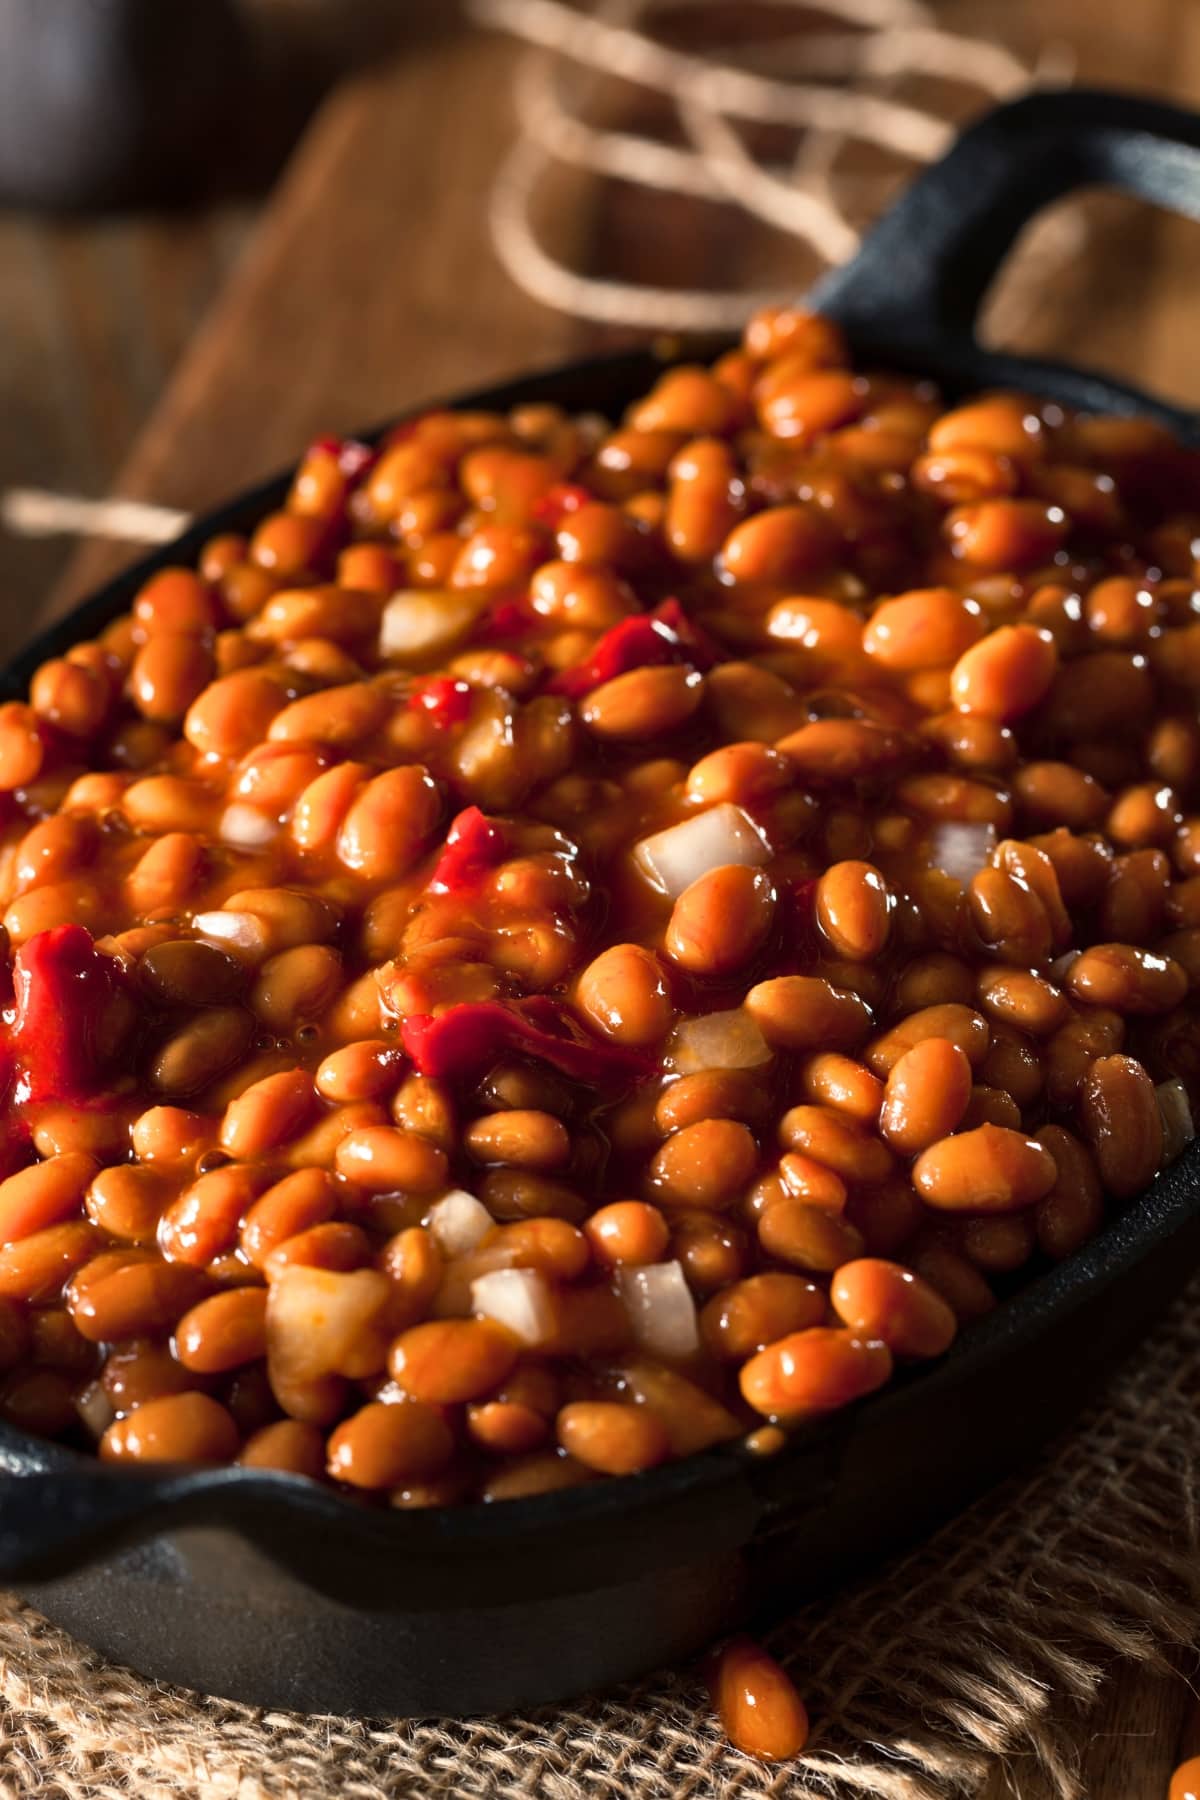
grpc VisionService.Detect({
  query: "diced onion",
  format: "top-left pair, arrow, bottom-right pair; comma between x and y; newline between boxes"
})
1157,1078 -> 1195,1165
1049,950 -> 1080,981
74,1381 -> 115,1440
219,803 -> 278,849
380,590 -> 485,660
634,803 -> 770,898
471,1268 -> 555,1346
929,821 -> 997,888
665,1009 -> 773,1074
427,1190 -> 494,1257
191,909 -> 266,955
266,1266 -> 391,1381
618,1260 -> 700,1360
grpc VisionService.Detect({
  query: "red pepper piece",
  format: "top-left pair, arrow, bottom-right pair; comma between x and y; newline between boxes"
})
532,482 -> 591,529
546,597 -> 718,700
7,925 -> 126,1105
547,615 -> 680,700
481,598 -> 532,640
408,677 -> 473,730
400,999 -> 652,1086
428,807 -> 509,894
650,597 -> 721,671
309,436 -> 377,483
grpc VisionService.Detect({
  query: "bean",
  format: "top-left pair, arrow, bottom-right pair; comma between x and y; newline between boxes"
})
100,1392 -> 239,1464
151,1007 -> 254,1097
220,1069 -> 318,1158
337,766 -> 441,882
250,944 -> 343,1032
316,1040 -> 401,1104
649,1119 -> 758,1208
335,1127 -> 448,1194
238,1419 -> 326,1477
131,1106 -> 215,1170
1079,1054 -> 1163,1198
665,866 -> 775,975
976,966 -> 1069,1036
139,940 -> 245,1007
1067,943 -> 1187,1014
913,1124 -> 1057,1212
777,1106 -> 892,1183
669,1210 -> 748,1294
158,1165 -> 269,1266
655,1071 -> 766,1135
264,1221 -> 373,1278
173,1288 -> 268,1368
556,1400 -> 670,1476
950,624 -> 1058,720
777,1154 -> 848,1211
388,1318 -> 518,1404
815,860 -> 892,960
830,1258 -> 956,1357
719,506 -> 833,583
84,1165 -> 168,1243
708,1635 -> 809,1763
575,943 -> 673,1046
745,976 -> 872,1052
740,1326 -> 892,1417
866,1004 -> 990,1076
327,1399 -> 455,1488
757,1199 -> 863,1270
580,665 -> 703,741
863,588 -> 983,671
799,1054 -> 883,1125
879,1039 -> 972,1154
464,1110 -> 570,1172
0,1154 -> 97,1245
699,1272 -> 824,1361
1033,1125 -> 1104,1259
585,1200 -> 668,1266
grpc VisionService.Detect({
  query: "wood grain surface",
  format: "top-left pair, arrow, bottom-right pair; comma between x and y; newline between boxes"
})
3,3 -> 1200,1792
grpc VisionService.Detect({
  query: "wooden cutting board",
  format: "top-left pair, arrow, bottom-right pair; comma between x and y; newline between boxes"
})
40,6 -> 1200,1792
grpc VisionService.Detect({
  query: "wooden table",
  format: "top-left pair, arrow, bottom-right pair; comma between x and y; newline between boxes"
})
4,4 -> 1200,1792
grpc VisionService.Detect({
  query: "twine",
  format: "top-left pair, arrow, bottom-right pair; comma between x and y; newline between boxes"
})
0,2 -> 1079,549
467,0 -> 1081,336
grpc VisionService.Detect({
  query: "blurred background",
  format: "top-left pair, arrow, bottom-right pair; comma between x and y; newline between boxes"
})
0,0 -> 1198,656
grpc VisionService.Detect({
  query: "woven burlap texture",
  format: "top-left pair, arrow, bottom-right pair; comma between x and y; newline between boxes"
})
3,1286 -> 1200,1800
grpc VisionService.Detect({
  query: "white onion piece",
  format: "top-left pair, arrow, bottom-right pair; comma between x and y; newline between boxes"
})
380,589 -> 485,660
928,821 -> 997,888
634,804 -> 770,898
219,803 -> 278,849
266,1266 -> 391,1381
191,909 -> 267,956
665,1009 -> 773,1075
74,1381 -> 115,1441
1049,950 -> 1080,981
618,1260 -> 700,1360
1157,1078 -> 1195,1165
427,1190 -> 494,1257
471,1268 -> 555,1346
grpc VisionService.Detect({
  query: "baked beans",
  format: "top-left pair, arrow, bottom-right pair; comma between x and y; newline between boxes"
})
0,309 -> 1195,1503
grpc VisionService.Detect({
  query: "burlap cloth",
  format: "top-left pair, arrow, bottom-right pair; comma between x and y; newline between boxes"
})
2,1291 -> 1199,1800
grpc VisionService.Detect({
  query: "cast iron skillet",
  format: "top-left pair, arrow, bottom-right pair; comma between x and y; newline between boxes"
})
1,87 -> 1200,1719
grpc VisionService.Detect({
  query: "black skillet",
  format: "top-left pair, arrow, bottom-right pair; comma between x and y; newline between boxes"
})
2,87 -> 1200,1718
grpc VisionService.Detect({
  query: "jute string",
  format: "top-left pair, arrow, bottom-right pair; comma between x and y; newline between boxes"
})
0,0 -> 1080,547
4,1281 -> 1200,1798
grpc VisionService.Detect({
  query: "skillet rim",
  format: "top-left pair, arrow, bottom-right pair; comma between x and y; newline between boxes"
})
2,338 -> 1198,1555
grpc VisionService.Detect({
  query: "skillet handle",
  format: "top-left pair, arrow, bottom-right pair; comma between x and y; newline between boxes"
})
813,87 -> 1200,355
0,1466 -> 300,1580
